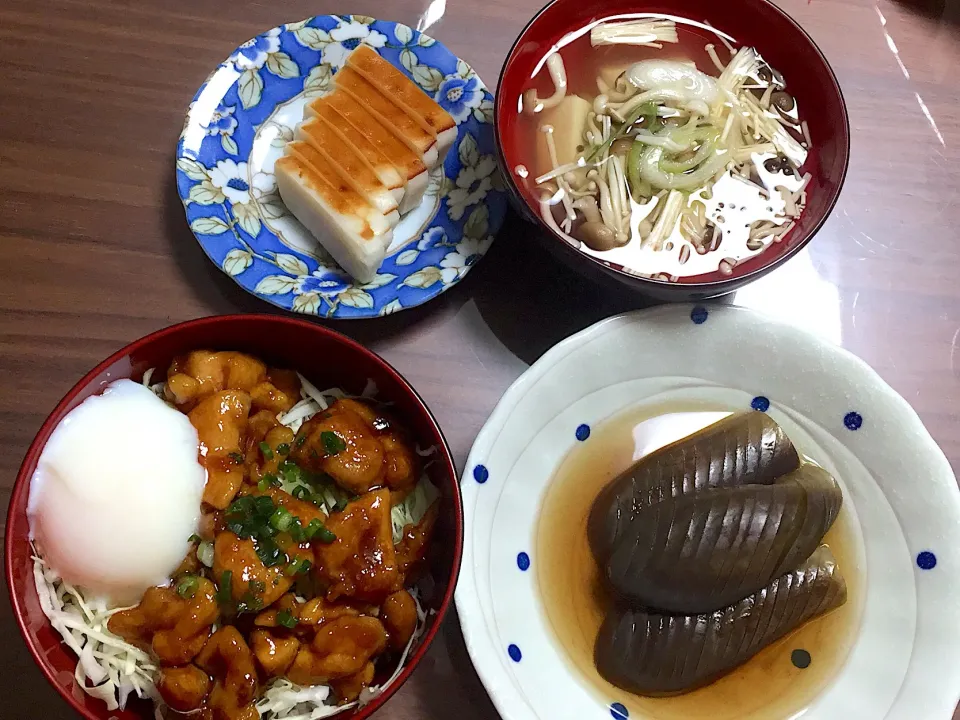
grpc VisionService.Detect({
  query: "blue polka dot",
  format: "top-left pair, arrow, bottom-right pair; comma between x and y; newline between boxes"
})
517,552 -> 531,571
576,424 -> 591,441
751,396 -> 770,412
610,702 -> 629,720
691,306 -> 709,324
843,412 -> 863,431
473,464 -> 489,484
917,551 -> 937,570
508,644 -> 522,662
791,649 -> 812,669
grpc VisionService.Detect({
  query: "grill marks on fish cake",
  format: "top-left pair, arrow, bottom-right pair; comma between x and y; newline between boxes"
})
604,463 -> 842,613
588,412 -> 800,563
595,546 -> 848,695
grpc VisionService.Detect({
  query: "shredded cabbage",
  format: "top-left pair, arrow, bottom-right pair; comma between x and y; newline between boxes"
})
32,553 -> 159,713
391,477 -> 441,545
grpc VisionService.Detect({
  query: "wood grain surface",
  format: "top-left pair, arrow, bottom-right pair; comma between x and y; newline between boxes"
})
1,0 -> 958,717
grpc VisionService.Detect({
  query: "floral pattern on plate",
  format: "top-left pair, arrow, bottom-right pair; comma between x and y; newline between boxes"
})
176,15 -> 506,319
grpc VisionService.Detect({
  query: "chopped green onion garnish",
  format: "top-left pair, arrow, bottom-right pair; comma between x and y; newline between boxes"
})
277,609 -> 298,629
256,543 -> 285,567
188,534 -> 201,544
321,431 -> 346,455
270,507 -> 295,533
302,519 -> 324,540
198,541 -> 214,568
289,523 -> 306,543
293,573 -> 319,598
292,486 -> 311,501
315,526 -> 337,544
277,459 -> 303,488
285,557 -> 312,576
259,441 -> 274,460
262,473 -> 280,487
216,571 -> 233,607
237,591 -> 264,615
229,451 -> 245,464
249,579 -> 266,593
258,477 -> 270,492
277,443 -> 290,456
177,575 -> 199,599
295,435 -> 306,448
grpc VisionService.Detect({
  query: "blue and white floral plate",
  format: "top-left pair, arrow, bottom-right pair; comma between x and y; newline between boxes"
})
176,15 -> 507,318
457,304 -> 960,720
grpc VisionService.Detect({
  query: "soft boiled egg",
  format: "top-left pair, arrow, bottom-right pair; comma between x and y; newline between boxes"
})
27,379 -> 206,606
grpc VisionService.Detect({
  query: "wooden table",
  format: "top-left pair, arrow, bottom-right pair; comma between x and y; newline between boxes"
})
1,0 -> 958,717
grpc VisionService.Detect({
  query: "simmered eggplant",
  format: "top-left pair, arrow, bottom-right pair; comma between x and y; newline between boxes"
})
595,546 -> 847,696
603,463 -> 842,612
588,412 -> 799,562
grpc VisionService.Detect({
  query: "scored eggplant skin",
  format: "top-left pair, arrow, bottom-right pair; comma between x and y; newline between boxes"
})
604,463 -> 842,613
595,546 -> 847,696
589,412 -> 800,564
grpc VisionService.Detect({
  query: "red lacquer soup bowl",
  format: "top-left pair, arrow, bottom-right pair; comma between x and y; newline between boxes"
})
495,0 -> 850,301
5,314 -> 462,720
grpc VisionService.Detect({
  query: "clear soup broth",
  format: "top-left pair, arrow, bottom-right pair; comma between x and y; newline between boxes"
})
512,15 -> 814,282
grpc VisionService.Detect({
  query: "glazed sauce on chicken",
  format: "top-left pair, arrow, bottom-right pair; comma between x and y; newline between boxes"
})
105,350 -> 438,718
536,402 -> 864,720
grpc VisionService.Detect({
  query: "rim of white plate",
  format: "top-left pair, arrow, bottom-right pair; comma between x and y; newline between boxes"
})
456,303 -> 960,720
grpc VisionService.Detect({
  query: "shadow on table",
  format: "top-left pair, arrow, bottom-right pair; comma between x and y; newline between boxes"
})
890,0 -> 960,25
411,608 -> 502,718
467,210 -> 654,365
0,575 -> 78,718
163,154 -> 724,366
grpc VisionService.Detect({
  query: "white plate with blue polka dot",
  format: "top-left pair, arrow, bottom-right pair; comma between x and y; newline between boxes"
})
457,304 -> 960,720
176,15 -> 507,319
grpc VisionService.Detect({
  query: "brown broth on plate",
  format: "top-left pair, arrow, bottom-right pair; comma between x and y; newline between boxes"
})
536,403 -> 862,719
